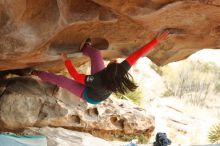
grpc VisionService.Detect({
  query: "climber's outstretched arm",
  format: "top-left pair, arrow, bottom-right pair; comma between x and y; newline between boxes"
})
61,53 -> 86,85
121,31 -> 169,70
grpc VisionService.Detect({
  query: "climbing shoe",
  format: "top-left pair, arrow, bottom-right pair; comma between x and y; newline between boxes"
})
79,38 -> 92,51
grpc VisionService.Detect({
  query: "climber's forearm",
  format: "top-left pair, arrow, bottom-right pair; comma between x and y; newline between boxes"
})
64,60 -> 86,85
125,39 -> 159,66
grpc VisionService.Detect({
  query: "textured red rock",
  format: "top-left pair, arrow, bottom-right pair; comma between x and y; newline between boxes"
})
0,0 -> 220,71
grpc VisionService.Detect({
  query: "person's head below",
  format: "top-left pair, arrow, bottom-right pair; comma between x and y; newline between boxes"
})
100,61 -> 138,95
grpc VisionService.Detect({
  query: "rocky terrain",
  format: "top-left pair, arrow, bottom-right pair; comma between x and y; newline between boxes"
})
0,76 -> 154,139
1,0 -> 220,145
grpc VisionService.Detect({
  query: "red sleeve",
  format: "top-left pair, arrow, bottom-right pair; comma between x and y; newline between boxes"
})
64,60 -> 86,85
125,39 -> 159,66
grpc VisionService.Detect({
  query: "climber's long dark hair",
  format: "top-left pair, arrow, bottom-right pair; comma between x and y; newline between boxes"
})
100,61 -> 138,94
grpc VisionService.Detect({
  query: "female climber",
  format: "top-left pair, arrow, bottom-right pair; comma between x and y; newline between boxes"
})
32,31 -> 169,104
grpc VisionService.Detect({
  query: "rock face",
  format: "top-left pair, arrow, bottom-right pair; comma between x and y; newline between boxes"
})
0,76 -> 154,139
1,0 -> 220,71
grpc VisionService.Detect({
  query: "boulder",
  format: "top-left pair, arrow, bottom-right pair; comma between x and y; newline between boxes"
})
0,76 -> 154,140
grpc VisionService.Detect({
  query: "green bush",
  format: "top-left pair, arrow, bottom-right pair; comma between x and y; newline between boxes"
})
209,123 -> 220,143
115,88 -> 143,105
163,88 -> 174,97
162,61 -> 220,106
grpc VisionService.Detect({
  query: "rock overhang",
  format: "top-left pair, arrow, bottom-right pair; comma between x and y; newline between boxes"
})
0,0 -> 220,72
